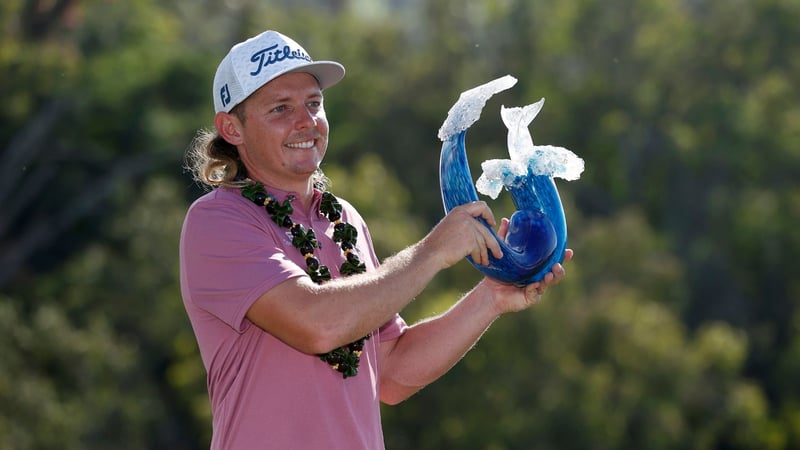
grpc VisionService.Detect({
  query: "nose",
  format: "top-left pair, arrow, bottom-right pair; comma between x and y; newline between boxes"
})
294,106 -> 317,130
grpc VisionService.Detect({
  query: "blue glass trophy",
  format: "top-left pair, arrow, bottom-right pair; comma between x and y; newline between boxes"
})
438,76 -> 584,285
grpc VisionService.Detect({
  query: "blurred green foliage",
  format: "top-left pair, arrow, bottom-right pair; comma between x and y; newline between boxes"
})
1,0 -> 798,448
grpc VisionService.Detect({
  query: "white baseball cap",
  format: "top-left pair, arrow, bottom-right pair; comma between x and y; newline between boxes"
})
212,30 -> 345,113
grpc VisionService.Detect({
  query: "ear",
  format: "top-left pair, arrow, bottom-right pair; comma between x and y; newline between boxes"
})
215,111 -> 245,146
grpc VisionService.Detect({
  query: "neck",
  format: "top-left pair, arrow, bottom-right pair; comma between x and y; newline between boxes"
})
256,176 -> 317,210
289,181 -> 317,211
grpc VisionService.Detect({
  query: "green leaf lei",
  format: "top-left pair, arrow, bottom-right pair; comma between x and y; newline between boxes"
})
242,182 -> 370,378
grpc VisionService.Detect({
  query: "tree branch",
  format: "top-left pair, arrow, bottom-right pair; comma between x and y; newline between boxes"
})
0,152 -> 166,288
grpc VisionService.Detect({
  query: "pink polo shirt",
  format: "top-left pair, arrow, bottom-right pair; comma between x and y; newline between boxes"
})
180,186 -> 407,450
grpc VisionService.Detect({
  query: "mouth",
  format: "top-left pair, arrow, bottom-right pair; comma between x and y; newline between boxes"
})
286,139 -> 316,149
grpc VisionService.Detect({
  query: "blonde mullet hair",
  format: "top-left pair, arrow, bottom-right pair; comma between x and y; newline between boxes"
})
185,128 -> 247,189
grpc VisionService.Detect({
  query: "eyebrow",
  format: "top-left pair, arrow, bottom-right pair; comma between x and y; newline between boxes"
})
269,91 -> 323,104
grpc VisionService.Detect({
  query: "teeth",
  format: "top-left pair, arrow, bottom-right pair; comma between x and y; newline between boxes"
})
287,140 -> 315,149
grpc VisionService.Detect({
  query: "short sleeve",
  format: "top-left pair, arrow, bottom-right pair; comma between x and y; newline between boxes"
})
180,191 -> 307,332
377,314 -> 408,342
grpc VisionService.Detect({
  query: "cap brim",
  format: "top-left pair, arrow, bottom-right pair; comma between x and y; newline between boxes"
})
285,61 -> 345,90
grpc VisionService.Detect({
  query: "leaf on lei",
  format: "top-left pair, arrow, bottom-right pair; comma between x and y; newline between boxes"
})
310,266 -> 332,283
292,227 -> 319,250
241,182 -> 265,202
333,222 -> 359,244
340,260 -> 367,276
320,192 -> 343,216
269,197 -> 294,226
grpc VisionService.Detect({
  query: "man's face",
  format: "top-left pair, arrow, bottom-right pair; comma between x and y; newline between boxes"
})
234,72 -> 329,188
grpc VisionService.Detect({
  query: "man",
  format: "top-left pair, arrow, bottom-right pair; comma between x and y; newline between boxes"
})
180,30 -> 572,450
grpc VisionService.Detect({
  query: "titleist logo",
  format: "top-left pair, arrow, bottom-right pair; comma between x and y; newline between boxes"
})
250,44 -> 312,76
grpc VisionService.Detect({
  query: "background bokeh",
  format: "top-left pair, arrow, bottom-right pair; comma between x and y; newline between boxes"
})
2,0 -> 799,448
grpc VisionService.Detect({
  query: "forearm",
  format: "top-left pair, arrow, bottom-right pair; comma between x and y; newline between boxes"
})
379,280 -> 501,404
250,234 -> 446,354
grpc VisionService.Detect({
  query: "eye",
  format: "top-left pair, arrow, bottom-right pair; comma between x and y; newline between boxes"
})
271,104 -> 289,113
307,100 -> 322,111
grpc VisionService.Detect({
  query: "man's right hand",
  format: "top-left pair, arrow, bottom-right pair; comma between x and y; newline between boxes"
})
424,201 -> 503,268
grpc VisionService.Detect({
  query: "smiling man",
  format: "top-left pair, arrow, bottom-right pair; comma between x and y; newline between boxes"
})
180,30 -> 572,450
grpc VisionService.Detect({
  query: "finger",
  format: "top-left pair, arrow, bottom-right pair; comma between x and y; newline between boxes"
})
540,264 -> 565,289
551,263 -> 565,280
461,201 -> 497,227
472,232 -> 490,266
497,217 -> 510,239
482,226 -> 503,260
562,249 -> 574,264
